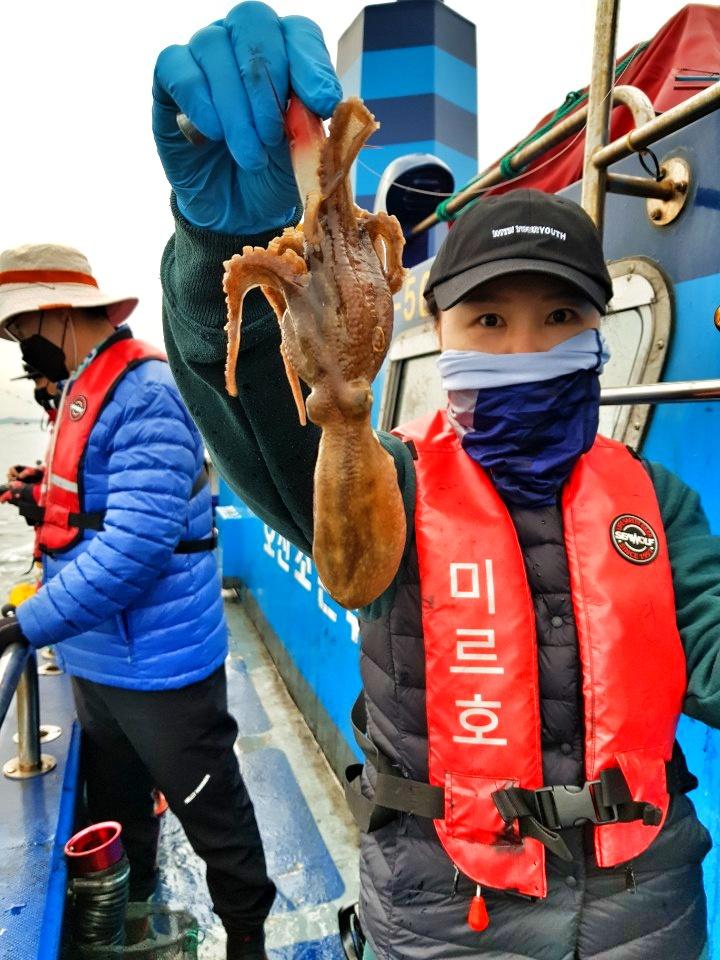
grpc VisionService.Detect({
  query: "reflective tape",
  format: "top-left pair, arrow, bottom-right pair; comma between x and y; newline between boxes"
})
49,473 -> 78,493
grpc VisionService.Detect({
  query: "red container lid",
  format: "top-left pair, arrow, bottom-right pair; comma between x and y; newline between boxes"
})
64,821 -> 123,876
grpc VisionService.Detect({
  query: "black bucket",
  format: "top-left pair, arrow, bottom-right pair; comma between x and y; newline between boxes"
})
65,821 -> 130,948
72,903 -> 199,959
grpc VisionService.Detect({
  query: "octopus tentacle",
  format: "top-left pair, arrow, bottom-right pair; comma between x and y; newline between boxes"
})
260,285 -> 288,324
263,284 -> 310,425
280,340 -> 307,426
267,225 -> 305,260
362,212 -> 406,294
319,99 -> 378,203
302,194 -> 322,247
223,246 -> 308,397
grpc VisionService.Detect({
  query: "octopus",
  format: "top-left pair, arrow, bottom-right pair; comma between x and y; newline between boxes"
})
222,96 -> 407,610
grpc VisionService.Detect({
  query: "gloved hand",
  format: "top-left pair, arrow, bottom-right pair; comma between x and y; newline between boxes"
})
0,482 -> 41,526
16,466 -> 42,484
152,1 -> 342,235
0,608 -> 28,658
7,464 -> 43,483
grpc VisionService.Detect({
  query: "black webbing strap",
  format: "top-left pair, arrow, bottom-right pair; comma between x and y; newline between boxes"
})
597,768 -> 662,825
176,465 -> 214,553
667,740 -> 699,794
493,753 -> 693,861
492,788 -> 576,861
344,691 -> 697,852
344,694 -> 444,832
16,503 -> 103,529
68,510 -> 104,530
174,534 -> 217,554
61,469 -> 215,552
18,502 -> 45,526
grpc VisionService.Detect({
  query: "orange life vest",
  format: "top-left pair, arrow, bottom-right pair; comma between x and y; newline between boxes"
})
397,410 -> 686,899
38,335 -> 166,555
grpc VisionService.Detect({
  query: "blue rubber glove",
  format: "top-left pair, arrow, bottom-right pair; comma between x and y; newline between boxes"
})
153,1 -> 343,235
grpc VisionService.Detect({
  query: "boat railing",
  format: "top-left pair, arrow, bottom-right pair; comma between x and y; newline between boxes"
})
410,0 -> 720,237
410,76 -> 720,236
0,643 -> 56,780
410,84 -> 657,235
600,380 -> 720,405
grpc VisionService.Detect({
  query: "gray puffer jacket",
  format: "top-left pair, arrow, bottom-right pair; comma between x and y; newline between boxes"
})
357,502 -> 711,960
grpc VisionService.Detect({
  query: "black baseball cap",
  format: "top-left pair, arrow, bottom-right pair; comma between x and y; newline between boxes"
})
424,189 -> 613,314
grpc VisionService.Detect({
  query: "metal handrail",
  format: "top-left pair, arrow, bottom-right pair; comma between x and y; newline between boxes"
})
580,0 -> 620,232
409,85 -> 655,236
600,379 -> 720,405
0,643 -> 30,730
410,43 -> 720,235
0,644 -> 56,779
592,81 -> 720,170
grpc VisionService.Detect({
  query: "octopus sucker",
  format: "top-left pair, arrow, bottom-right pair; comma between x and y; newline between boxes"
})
223,95 -> 407,609
267,225 -> 305,260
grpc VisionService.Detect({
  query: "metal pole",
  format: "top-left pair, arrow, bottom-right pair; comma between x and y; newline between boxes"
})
409,85 -> 653,236
592,81 -> 720,169
2,648 -> 57,780
600,379 -> 720,405
580,0 -> 621,233
0,644 -> 30,729
16,653 -> 41,771
605,172 -> 678,200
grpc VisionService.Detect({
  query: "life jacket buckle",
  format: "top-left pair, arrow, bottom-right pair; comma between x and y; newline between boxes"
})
535,780 -> 619,831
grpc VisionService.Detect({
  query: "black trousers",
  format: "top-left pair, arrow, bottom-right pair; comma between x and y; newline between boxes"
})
71,666 -> 276,933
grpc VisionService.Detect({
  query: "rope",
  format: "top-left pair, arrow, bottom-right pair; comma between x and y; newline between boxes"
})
435,40 -> 650,222
498,89 -> 587,181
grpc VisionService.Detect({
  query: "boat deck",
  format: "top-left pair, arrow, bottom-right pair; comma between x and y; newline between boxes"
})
126,596 -> 358,959
0,656 -> 79,960
0,596 -> 359,959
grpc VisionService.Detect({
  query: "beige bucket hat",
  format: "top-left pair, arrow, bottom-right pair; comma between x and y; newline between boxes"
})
0,243 -> 138,340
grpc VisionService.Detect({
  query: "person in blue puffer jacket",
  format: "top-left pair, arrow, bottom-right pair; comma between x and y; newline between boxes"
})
0,243 -> 276,960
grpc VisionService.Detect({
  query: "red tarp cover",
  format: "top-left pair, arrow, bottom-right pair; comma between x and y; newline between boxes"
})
485,4 -> 720,197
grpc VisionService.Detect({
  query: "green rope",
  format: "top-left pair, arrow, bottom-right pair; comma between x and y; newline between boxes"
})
499,89 -> 587,180
435,196 -> 455,222
184,926 -> 205,955
434,40 -> 650,223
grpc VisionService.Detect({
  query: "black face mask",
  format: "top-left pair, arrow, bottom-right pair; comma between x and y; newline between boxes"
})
20,335 -> 69,382
33,385 -> 55,413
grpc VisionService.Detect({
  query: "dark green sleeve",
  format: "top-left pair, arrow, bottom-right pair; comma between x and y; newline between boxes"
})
160,195 -> 415,558
647,460 -> 720,728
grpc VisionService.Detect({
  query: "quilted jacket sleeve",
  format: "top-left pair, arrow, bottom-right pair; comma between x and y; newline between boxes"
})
648,460 -> 720,728
17,382 -> 198,647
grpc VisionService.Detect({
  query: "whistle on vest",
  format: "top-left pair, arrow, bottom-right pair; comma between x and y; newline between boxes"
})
467,885 -> 490,932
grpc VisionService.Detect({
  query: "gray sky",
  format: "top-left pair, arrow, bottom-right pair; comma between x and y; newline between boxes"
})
0,0 -> 687,417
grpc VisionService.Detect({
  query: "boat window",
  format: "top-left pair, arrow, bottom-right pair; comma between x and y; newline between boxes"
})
393,350 -> 446,425
381,257 -> 672,447
599,259 -> 672,447
379,321 -> 444,430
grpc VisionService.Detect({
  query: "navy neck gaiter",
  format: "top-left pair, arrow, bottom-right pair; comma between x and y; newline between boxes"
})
438,329 -> 608,508
455,369 -> 600,507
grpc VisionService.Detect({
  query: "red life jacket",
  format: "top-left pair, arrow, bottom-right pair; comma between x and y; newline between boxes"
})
38,335 -> 166,555
396,410 -> 686,899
